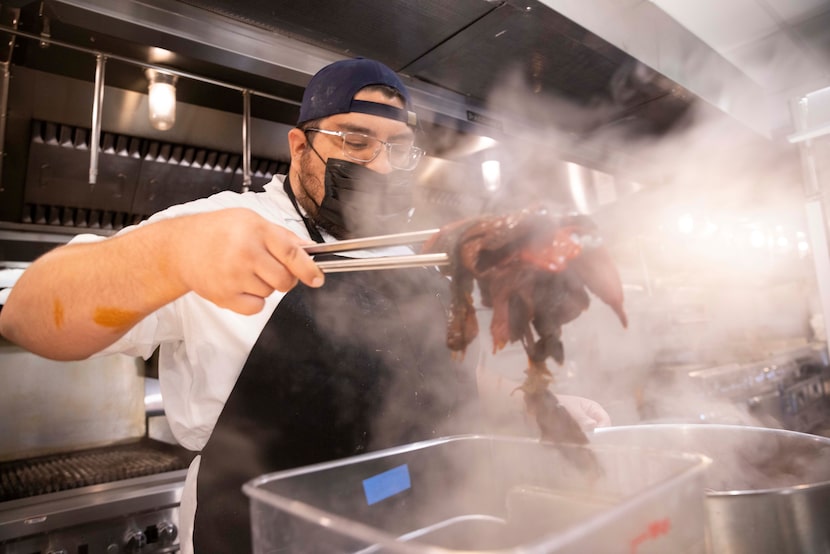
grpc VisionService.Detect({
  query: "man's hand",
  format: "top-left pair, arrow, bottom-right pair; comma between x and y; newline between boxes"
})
172,209 -> 324,315
0,208 -> 325,360
556,394 -> 611,431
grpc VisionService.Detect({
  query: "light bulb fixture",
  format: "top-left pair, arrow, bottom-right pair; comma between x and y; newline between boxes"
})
481,159 -> 501,192
145,69 -> 178,131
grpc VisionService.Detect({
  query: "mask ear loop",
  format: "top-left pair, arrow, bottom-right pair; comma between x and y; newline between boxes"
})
284,131 -> 330,243
282,175 -> 325,243
303,130 -> 329,165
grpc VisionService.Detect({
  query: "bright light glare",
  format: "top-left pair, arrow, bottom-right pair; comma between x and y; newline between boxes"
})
481,160 -> 501,192
566,162 -> 590,214
677,214 -> 694,234
149,47 -> 175,63
476,136 -> 498,151
702,220 -> 718,236
148,82 -> 176,131
798,240 -> 810,253
145,392 -> 163,405
750,229 -> 766,248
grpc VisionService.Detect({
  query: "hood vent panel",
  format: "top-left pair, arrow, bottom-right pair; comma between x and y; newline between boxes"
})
175,0 -> 498,70
23,120 -> 288,232
171,0 -> 695,138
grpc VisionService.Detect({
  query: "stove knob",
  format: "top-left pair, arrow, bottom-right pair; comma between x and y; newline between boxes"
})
156,520 -> 178,544
124,528 -> 147,551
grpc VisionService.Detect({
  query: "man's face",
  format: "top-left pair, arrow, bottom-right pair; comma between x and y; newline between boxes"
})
288,89 -> 414,219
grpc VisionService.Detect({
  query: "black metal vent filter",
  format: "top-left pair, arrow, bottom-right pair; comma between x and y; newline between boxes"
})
22,120 -> 289,231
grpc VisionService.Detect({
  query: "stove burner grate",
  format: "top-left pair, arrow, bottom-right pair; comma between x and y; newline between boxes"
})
0,439 -> 194,501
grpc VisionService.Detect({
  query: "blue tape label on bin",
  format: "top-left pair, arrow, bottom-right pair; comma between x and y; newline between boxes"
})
362,464 -> 411,505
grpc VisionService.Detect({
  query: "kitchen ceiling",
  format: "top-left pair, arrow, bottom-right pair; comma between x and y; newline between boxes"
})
652,0 -> 830,92
0,0 -> 824,261
0,1 -> 809,203
8,0 -> 819,154
651,0 -> 830,136
172,0 -> 711,144
4,0 -> 826,151
528,0 -> 830,139
25,0 -> 709,141
2,0 -> 822,170
168,0 -> 830,140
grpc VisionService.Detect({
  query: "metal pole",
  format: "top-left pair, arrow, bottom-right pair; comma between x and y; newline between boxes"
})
791,96 -> 830,354
242,89 -> 251,193
0,8 -> 19,193
0,59 -> 10,193
89,53 -> 106,186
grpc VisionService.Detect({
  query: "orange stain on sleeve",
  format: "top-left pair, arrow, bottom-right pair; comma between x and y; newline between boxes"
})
93,307 -> 142,329
53,298 -> 64,329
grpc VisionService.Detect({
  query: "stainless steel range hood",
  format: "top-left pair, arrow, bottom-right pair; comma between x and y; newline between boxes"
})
0,0 -> 779,264
33,0 -> 721,133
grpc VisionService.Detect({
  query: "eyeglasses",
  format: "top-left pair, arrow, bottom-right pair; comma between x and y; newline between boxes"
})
304,128 -> 425,171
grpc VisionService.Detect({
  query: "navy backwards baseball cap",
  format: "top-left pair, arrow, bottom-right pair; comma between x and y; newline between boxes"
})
297,58 -> 418,127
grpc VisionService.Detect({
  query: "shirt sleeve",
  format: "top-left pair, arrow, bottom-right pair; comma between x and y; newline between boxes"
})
93,303 -> 183,360
69,188 -> 291,361
66,199 -> 217,360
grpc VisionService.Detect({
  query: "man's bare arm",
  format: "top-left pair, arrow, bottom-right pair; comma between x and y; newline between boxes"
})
0,208 -> 324,360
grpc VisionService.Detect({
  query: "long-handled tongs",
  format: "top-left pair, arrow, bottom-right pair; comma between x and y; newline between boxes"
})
302,229 -> 448,273
305,227 -> 603,273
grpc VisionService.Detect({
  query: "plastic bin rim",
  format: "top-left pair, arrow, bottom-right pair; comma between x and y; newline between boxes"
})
245,433 -> 708,488
595,422 -> 830,495
242,434 -> 711,554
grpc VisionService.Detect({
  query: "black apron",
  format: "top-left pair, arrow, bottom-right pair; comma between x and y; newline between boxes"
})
192,263 -> 478,553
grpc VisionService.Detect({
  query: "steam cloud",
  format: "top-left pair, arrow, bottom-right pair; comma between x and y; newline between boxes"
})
305,42 -> 830,552
467,60 -> 818,431
281,27 -> 830,554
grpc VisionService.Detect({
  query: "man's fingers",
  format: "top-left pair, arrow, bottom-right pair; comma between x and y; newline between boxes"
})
558,394 -> 611,430
588,404 -> 612,427
252,255 -> 299,293
262,226 -> 325,289
238,272 -> 278,299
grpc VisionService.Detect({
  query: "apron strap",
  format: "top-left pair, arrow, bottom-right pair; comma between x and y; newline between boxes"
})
283,175 -> 325,243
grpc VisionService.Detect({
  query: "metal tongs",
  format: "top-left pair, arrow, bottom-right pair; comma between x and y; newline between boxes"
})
303,229 -> 448,273
304,227 -> 604,273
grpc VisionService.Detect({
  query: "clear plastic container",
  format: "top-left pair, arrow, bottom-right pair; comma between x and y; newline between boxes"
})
243,434 -> 710,553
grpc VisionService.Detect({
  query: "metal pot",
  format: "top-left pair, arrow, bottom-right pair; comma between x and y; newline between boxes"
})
592,423 -> 830,554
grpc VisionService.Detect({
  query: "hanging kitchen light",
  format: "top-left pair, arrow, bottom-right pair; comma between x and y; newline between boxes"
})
481,159 -> 501,192
145,69 -> 178,131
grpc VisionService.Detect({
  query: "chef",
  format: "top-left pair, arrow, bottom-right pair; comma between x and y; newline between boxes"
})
0,57 -> 609,552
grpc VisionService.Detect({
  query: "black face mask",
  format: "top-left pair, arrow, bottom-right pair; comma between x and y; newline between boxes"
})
314,158 -> 413,239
